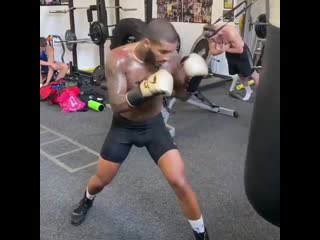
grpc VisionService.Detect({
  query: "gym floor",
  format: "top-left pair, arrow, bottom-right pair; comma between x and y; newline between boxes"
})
40,82 -> 280,240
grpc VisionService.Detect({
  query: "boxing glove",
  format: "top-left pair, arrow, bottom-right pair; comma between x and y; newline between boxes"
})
181,53 -> 209,92
126,69 -> 173,107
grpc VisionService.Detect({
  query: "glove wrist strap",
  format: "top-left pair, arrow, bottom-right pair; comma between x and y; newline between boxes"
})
126,86 -> 145,107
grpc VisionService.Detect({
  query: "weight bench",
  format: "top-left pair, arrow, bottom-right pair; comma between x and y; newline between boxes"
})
162,73 -> 239,137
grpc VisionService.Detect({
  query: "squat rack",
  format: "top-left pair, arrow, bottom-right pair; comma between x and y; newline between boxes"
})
49,0 -> 138,74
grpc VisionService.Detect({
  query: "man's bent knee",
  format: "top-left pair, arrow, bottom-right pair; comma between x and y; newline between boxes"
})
90,175 -> 109,190
94,157 -> 121,186
56,62 -> 69,71
169,176 -> 190,197
62,63 -> 69,71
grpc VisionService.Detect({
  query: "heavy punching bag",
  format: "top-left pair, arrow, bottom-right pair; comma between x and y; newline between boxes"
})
244,0 -> 280,227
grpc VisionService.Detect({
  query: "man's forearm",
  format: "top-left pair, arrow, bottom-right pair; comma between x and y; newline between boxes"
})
209,48 -> 224,56
172,88 -> 191,101
45,68 -> 54,83
40,60 -> 51,66
109,94 -> 133,113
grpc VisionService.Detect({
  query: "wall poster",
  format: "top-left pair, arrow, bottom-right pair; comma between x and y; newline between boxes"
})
157,0 -> 213,23
223,0 -> 234,9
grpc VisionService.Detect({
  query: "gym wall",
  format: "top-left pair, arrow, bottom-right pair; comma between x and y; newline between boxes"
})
151,0 -> 223,58
40,0 -> 233,75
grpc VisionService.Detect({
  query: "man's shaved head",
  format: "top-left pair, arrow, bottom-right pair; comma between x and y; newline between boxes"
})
144,19 -> 179,44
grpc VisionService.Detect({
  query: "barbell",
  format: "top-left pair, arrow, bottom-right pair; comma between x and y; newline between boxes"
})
255,14 -> 267,39
53,30 -> 92,51
49,6 -> 137,14
251,14 -> 267,39
54,19 -> 111,51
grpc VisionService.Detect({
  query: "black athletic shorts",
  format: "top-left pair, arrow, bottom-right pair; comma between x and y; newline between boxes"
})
225,43 -> 254,78
100,113 -> 178,164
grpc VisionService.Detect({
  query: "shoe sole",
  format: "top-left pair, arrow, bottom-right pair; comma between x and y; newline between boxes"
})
70,215 -> 86,226
70,210 -> 90,226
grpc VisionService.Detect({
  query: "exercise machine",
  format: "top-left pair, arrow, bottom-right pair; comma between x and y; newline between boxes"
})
199,0 -> 266,101
161,1 -> 266,136
161,35 -> 239,137
49,0 -> 138,87
187,36 -> 238,118
46,34 -> 66,64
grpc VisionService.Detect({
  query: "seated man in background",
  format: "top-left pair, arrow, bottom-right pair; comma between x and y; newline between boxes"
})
204,23 -> 260,101
40,37 -> 69,87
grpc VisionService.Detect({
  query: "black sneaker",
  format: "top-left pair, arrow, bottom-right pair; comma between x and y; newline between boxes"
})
193,228 -> 210,240
70,194 -> 94,226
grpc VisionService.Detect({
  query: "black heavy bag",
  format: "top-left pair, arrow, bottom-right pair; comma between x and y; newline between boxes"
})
110,18 -> 147,49
244,0 -> 280,228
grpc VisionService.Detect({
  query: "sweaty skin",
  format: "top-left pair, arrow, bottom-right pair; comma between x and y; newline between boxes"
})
106,43 -> 188,122
208,23 -> 244,56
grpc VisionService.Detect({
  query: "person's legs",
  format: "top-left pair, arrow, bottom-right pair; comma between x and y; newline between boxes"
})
158,150 -> 201,220
40,65 -> 48,85
250,70 -> 260,87
146,118 -> 209,239
70,158 -> 122,225
235,43 -> 258,101
70,119 -> 133,225
40,65 -> 43,87
86,158 -> 121,195
237,53 -> 255,101
226,53 -> 253,101
239,75 -> 253,101
55,62 -> 69,80
157,150 -> 209,239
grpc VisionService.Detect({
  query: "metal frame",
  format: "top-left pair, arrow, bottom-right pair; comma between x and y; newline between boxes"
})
145,0 -> 153,23
190,35 -> 211,63
67,0 -> 78,70
55,0 -> 122,73
162,92 -> 238,137
160,33 -> 239,137
186,92 -> 238,117
96,0 -> 109,72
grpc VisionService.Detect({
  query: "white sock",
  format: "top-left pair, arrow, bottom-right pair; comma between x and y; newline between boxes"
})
86,187 -> 95,200
188,215 -> 205,233
243,86 -> 253,101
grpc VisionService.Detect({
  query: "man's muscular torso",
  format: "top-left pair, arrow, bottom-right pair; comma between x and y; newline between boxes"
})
106,43 -> 186,122
209,24 -> 245,55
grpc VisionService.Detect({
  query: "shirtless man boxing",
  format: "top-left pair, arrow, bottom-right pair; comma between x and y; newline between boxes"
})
69,19 -> 210,240
204,23 -> 260,101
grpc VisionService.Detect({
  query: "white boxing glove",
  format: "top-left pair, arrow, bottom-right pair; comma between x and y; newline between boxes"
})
182,53 -> 209,77
181,53 -> 209,93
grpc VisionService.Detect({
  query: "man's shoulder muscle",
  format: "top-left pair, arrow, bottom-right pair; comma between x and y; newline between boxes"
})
106,46 -> 131,70
225,25 -> 242,42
